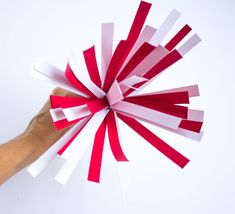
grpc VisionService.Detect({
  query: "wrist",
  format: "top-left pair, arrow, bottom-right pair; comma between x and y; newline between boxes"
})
21,131 -> 48,161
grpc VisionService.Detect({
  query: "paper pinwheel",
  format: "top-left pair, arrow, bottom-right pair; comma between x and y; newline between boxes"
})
28,1 -> 204,185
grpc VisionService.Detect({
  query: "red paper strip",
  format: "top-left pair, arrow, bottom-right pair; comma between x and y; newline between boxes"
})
65,63 -> 95,97
124,50 -> 183,96
86,97 -> 109,114
103,1 -> 151,92
179,120 -> 203,133
144,49 -> 183,79
106,111 -> 128,161
117,42 -> 156,82
53,117 -> 86,130
131,91 -> 190,104
165,24 -> 192,51
57,118 -> 90,155
127,1 -> 152,42
103,40 -> 133,92
83,46 -> 102,88
50,95 -> 89,108
87,120 -> 106,183
117,113 -> 190,168
124,97 -> 188,119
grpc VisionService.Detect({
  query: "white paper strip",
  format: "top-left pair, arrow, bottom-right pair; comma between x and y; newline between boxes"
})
27,117 -> 89,177
54,160 -> 78,185
55,109 -> 109,184
131,45 -> 168,77
176,128 -> 204,142
106,81 -> 123,105
69,52 -> 106,98
111,101 -> 181,130
60,109 -> 109,162
62,105 -> 91,122
30,59 -> 86,96
132,117 -> 203,142
158,123 -> 204,142
128,35 -> 201,97
188,109 -> 204,122
50,108 -> 66,122
150,9 -> 181,46
119,25 -> 157,74
122,45 -> 169,90
177,34 -> 201,56
137,85 -> 200,97
120,75 -> 148,87
101,23 -> 114,86
120,46 -> 168,96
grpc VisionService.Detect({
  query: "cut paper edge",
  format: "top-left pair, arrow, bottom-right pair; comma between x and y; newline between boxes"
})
150,9 -> 181,46
101,23 -> 114,86
27,118 -> 89,177
30,59 -> 86,96
68,52 -> 106,98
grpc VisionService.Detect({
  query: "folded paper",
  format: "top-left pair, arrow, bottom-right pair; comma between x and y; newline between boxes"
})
28,0 -> 204,185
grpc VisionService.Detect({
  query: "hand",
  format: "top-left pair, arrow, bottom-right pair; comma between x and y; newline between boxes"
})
0,87 -> 76,185
25,87 -> 76,153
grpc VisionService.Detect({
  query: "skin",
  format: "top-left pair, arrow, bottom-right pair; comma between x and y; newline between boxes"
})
0,87 -> 76,185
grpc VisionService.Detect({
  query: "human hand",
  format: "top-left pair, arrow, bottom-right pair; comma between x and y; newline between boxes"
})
0,87 -> 77,185
24,87 -> 77,154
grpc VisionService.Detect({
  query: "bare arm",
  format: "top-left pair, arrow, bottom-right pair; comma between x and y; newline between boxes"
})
0,88 -> 74,185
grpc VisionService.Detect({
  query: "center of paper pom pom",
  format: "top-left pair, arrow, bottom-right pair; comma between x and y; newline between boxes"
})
28,0 -> 203,185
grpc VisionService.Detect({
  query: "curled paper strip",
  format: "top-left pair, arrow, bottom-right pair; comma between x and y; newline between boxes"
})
28,1 -> 204,184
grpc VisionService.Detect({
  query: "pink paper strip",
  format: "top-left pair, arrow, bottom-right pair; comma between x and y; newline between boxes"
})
150,9 -> 181,46
50,108 -> 66,122
101,23 -> 114,86
62,105 -> 91,122
188,109 -> 204,122
119,25 -> 157,73
119,75 -> 148,88
142,85 -> 199,97
177,34 -> 201,56
121,45 -> 169,89
106,81 -> 124,106
117,42 -> 156,82
124,49 -> 182,96
111,101 -> 181,130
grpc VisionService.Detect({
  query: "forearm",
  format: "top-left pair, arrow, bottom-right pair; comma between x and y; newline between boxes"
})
0,133 -> 46,185
0,88 -> 74,185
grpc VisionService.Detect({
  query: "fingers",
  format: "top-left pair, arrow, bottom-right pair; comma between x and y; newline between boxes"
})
40,87 -> 80,113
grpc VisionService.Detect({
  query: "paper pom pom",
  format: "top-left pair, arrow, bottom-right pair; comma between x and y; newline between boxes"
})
28,1 -> 204,185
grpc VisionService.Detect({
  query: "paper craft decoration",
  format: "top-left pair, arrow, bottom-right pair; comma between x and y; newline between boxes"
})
28,1 -> 204,185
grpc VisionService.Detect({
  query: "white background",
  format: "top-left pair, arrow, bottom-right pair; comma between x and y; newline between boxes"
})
0,0 -> 234,213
